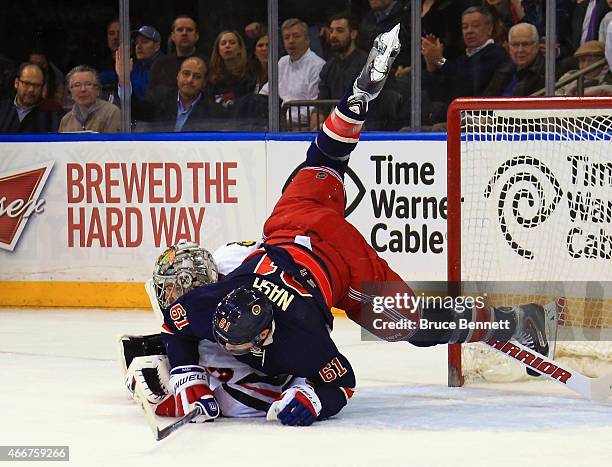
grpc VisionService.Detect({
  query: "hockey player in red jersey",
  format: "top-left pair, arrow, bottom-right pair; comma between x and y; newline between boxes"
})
140,24 -> 548,427
155,25 -> 407,426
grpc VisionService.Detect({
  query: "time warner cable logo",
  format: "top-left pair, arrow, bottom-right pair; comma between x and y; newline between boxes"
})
485,154 -> 612,260
0,161 -> 54,251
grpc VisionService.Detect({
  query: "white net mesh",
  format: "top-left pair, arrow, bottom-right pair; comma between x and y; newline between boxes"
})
457,105 -> 612,382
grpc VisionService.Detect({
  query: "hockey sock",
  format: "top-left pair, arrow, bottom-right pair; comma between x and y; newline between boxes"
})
305,90 -> 366,178
451,304 -> 518,343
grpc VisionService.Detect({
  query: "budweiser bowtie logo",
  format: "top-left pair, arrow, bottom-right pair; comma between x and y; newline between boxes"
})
0,161 -> 54,251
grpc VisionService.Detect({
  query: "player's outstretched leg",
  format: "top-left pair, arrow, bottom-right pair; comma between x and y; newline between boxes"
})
411,301 -> 549,374
305,24 -> 401,177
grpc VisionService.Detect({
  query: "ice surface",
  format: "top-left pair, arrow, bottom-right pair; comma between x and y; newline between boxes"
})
1,309 -> 611,467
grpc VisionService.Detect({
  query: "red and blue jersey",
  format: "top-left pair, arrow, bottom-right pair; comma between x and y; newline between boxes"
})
161,242 -> 355,420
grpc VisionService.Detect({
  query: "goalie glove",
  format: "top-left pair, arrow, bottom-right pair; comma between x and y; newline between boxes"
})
169,365 -> 219,422
266,384 -> 322,426
124,355 -> 171,403
124,355 -> 180,417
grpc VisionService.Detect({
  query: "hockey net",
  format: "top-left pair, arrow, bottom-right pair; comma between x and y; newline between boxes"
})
446,97 -> 612,386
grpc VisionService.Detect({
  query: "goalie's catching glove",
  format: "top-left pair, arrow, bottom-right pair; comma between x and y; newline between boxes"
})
169,365 -> 219,422
124,355 -> 178,417
267,384 -> 322,426
124,355 -> 171,402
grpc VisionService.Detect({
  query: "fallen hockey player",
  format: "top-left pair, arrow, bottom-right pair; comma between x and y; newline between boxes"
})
123,24 -> 548,427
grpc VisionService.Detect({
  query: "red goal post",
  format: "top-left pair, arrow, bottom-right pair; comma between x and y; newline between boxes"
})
446,97 -> 612,387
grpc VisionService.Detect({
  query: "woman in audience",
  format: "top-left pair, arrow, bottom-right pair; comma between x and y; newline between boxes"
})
208,30 -> 255,107
59,65 -> 120,132
249,33 -> 269,94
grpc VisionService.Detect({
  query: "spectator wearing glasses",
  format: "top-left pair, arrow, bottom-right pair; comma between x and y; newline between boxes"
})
0,62 -> 63,133
59,65 -> 120,133
483,22 -> 545,96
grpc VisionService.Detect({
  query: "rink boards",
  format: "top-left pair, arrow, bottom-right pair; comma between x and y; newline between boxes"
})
0,133 -> 447,307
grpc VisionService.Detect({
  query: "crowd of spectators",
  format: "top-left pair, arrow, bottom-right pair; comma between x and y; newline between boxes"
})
1,0 -> 611,134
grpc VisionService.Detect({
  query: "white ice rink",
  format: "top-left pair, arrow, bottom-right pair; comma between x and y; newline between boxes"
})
2,308 -> 611,467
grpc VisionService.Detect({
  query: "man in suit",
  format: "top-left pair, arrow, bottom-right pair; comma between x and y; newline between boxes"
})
117,55 -> 229,131
421,6 -> 509,126
0,62 -> 63,133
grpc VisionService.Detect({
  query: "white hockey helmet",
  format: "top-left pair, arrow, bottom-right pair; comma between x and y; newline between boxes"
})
153,240 -> 219,308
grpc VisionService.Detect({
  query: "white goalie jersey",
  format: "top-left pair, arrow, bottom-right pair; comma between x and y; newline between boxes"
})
212,240 -> 260,277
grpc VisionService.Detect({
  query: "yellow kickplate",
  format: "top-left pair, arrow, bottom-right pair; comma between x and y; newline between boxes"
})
0,281 -> 349,315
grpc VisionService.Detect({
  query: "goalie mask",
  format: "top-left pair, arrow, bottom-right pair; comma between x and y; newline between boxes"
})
153,240 -> 219,308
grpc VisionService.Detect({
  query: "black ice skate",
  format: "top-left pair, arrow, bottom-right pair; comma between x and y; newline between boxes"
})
348,23 -> 401,114
510,303 -> 550,376
119,333 -> 165,373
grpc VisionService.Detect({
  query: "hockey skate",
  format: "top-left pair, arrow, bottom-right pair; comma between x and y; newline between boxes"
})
502,303 -> 550,376
348,23 -> 401,113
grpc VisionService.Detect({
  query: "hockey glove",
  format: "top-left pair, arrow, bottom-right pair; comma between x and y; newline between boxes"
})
267,384 -> 322,426
169,365 -> 219,422
124,355 -> 171,402
124,355 -> 182,417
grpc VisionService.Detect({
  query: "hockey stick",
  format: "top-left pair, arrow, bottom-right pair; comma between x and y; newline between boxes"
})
486,339 -> 612,400
133,379 -> 202,441
155,408 -> 202,441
